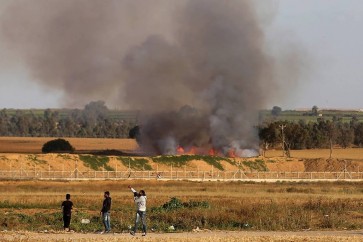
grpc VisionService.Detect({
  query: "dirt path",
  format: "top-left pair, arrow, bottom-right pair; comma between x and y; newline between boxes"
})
1,230 -> 362,242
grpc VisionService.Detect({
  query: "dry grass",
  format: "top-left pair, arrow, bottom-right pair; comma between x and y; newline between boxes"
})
0,137 -> 138,153
0,180 -> 362,233
265,148 -> 363,160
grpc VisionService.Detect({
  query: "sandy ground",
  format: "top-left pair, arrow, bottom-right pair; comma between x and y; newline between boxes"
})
1,137 -> 363,173
0,230 -> 362,242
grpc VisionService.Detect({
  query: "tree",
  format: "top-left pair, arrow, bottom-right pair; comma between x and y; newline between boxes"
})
42,138 -> 75,153
259,123 -> 279,156
129,125 -> 141,142
312,105 -> 319,116
271,106 -> 282,116
336,122 -> 354,148
353,123 -> 363,147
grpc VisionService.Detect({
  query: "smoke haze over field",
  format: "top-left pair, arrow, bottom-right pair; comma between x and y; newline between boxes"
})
0,0 -> 301,156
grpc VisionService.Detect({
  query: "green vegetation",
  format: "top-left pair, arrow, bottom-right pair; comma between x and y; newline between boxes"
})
152,155 -> 191,167
198,155 -> 226,170
242,159 -> 268,172
152,197 -> 210,212
79,155 -> 113,171
0,101 -> 137,138
259,116 -> 363,152
117,157 -> 152,170
260,109 -> 363,123
26,155 -> 47,164
42,138 -> 75,153
56,154 -> 75,160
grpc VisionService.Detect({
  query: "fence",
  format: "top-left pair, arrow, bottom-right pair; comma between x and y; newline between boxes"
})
0,169 -> 363,181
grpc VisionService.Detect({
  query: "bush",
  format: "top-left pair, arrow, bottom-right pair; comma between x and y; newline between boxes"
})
79,155 -> 113,171
42,138 -> 75,153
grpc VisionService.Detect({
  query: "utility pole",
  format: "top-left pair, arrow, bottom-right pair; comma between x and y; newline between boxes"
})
279,124 -> 286,157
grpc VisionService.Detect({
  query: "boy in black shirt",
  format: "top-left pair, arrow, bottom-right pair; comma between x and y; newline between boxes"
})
100,191 -> 111,233
61,194 -> 73,231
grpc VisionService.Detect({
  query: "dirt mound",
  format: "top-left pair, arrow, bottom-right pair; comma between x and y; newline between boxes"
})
266,160 -> 305,172
304,158 -> 361,172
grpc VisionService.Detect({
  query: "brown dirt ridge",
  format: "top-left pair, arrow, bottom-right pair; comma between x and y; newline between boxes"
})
0,137 -> 363,172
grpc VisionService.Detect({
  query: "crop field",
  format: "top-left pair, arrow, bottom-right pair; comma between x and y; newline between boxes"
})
260,109 -> 363,123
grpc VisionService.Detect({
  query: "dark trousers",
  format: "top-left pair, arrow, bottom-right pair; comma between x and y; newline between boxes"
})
63,214 -> 71,229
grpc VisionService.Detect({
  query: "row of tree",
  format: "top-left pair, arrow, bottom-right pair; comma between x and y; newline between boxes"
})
259,117 -> 363,157
0,101 -> 135,138
2,101 -> 363,154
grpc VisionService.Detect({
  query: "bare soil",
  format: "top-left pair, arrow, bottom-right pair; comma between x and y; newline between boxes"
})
1,230 -> 362,242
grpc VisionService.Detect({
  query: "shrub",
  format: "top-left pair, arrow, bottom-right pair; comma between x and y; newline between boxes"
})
42,139 -> 75,153
79,155 -> 113,171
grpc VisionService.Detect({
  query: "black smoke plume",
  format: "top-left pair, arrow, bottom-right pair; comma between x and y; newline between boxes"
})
0,0 -> 300,156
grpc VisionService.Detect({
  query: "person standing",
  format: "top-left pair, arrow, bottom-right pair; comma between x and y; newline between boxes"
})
128,185 -> 147,236
100,191 -> 111,233
61,194 -> 73,232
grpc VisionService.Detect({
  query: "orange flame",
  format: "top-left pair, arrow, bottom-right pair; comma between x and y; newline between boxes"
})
209,148 -> 216,156
188,146 -> 197,155
228,148 -> 236,158
177,146 -> 185,155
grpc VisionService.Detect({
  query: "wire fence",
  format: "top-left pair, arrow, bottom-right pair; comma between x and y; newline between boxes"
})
0,169 -> 363,181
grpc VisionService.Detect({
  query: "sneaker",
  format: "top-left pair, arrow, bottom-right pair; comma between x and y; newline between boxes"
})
99,231 -> 105,234
142,232 -> 146,236
105,230 -> 111,233
130,231 -> 135,236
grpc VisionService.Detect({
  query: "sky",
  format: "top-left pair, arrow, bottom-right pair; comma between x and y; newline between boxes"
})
0,0 -> 362,110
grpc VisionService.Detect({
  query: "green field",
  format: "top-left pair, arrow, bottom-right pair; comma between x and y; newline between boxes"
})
260,109 -> 363,123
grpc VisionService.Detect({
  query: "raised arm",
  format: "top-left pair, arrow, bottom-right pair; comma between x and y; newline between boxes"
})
128,185 -> 138,196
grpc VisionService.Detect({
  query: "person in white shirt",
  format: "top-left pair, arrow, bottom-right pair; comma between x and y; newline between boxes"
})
128,185 -> 147,236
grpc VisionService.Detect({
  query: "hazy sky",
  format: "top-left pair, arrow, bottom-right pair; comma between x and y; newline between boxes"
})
0,0 -> 362,110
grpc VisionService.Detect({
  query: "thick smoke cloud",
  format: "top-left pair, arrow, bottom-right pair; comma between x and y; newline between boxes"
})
0,0 -> 300,156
